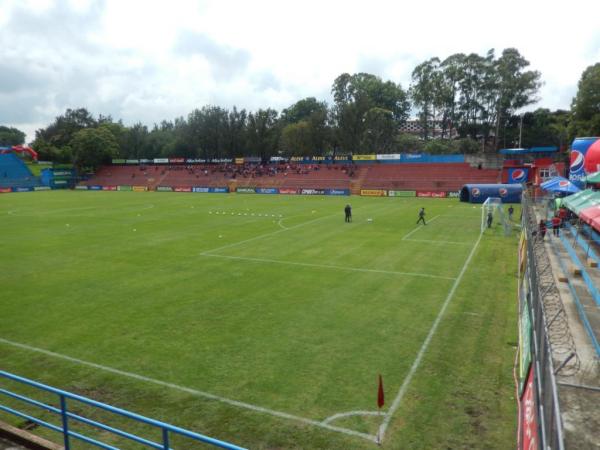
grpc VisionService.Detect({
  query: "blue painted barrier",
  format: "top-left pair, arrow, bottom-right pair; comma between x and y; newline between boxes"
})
0,370 -> 246,450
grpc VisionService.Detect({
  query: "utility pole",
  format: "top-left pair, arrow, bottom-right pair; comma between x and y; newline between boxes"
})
518,114 -> 523,147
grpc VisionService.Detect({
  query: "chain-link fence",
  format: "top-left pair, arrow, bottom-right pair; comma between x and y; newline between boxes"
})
520,190 -> 580,449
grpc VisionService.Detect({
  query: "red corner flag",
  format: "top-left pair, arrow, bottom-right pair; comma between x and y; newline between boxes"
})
377,374 -> 385,408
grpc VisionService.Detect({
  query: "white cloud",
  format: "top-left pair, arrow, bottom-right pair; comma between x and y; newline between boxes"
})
0,0 -> 599,142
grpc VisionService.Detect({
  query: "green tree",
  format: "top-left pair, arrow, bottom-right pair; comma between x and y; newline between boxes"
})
71,126 -> 119,170
245,108 -> 279,159
279,121 -> 314,156
492,48 -> 542,149
570,63 -> 600,138
410,58 -> 441,139
331,72 -> 409,153
0,126 -> 26,146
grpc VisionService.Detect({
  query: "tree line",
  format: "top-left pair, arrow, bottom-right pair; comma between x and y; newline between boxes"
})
2,49 -> 599,169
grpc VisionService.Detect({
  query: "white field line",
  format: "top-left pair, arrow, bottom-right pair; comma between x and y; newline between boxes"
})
401,215 -> 440,240
0,337 -> 377,443
403,238 -> 471,246
202,213 -> 336,255
322,410 -> 384,425
277,218 -> 288,230
378,231 -> 483,442
199,253 -> 456,280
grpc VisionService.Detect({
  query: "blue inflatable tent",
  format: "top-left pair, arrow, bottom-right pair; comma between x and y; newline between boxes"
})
460,184 -> 522,203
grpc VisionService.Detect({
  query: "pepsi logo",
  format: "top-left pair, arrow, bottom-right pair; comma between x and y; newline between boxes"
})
570,150 -> 585,172
510,169 -> 527,182
471,187 -> 480,197
559,180 -> 570,188
499,188 -> 508,197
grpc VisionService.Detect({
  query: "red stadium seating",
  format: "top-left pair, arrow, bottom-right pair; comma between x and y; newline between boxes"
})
82,162 -> 500,193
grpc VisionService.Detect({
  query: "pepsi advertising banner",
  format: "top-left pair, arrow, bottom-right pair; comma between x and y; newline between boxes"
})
569,137 -> 600,186
507,168 -> 529,184
460,184 -> 522,203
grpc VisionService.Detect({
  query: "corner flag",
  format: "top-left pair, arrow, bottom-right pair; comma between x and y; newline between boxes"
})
378,374 -> 385,408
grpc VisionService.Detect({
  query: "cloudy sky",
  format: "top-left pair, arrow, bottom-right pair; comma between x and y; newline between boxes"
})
1,0 -> 599,142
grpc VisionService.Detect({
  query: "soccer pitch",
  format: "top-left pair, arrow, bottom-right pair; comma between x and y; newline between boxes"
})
0,191 -> 517,449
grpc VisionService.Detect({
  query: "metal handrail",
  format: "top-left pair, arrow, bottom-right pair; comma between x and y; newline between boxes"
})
0,370 -> 246,450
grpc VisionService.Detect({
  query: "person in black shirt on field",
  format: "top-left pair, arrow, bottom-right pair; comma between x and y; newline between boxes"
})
345,204 -> 352,222
416,207 -> 426,225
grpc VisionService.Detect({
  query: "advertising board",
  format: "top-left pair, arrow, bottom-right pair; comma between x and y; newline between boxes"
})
174,187 -> 192,192
360,189 -> 387,196
192,187 -> 209,193
102,186 -> 117,191
256,188 -> 278,194
88,185 -> 102,190
325,189 -> 350,196
210,187 -> 228,193
301,188 -> 326,195
388,190 -> 416,197
416,191 -> 447,198
132,186 -> 148,192
352,154 -> 376,161
279,188 -> 298,195
156,186 -> 173,192
236,188 -> 256,193
118,185 -> 133,191
520,366 -> 539,449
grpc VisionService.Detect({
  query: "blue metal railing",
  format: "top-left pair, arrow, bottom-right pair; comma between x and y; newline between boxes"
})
552,236 -> 600,358
0,370 -> 246,450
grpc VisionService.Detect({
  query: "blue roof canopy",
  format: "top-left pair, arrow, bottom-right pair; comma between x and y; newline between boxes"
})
499,146 -> 559,155
540,176 -> 581,194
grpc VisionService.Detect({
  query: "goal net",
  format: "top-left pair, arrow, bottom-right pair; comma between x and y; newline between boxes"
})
481,197 -> 511,235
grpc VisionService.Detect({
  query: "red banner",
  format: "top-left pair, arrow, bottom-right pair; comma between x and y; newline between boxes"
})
416,191 -> 447,198
169,158 -> 185,164
102,186 -> 117,191
0,188 -> 12,193
520,365 -> 539,450
279,188 -> 298,195
174,187 -> 192,192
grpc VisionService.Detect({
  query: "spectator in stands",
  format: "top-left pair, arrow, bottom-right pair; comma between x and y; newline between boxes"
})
417,208 -> 426,225
344,204 -> 352,223
551,214 -> 561,236
539,219 -> 547,240
558,207 -> 567,227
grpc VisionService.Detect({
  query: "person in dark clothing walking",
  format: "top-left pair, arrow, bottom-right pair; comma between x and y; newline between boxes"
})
487,211 -> 493,228
539,219 -> 547,240
508,205 -> 514,221
416,207 -> 426,225
344,204 -> 352,223
552,215 -> 561,236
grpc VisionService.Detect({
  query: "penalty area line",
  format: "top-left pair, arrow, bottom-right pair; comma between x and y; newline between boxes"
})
0,337 -> 377,443
401,215 -> 440,240
378,231 -> 483,443
200,253 -> 456,280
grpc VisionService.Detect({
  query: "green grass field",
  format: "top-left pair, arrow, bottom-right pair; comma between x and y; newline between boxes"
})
0,191 -> 518,449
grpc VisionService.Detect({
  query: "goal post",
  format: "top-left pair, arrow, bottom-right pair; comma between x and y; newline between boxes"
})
482,197 -> 511,235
